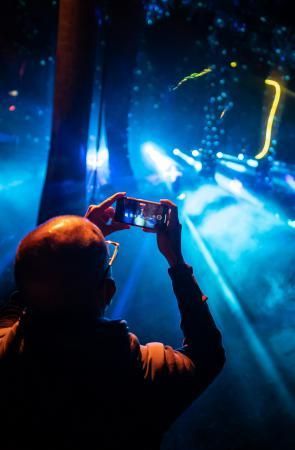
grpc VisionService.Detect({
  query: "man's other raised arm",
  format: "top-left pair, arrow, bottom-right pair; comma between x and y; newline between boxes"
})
140,201 -> 225,427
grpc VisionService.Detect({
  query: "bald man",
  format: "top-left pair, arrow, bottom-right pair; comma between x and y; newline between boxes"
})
0,193 -> 225,450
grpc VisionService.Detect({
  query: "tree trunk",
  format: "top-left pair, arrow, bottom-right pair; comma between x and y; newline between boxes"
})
38,0 -> 97,224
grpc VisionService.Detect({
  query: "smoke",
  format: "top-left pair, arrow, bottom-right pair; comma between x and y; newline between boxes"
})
182,185 -> 294,314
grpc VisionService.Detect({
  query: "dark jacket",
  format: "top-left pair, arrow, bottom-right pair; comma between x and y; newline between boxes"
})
0,264 -> 225,450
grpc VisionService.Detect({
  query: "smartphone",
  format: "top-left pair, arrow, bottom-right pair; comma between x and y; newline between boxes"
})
114,197 -> 169,230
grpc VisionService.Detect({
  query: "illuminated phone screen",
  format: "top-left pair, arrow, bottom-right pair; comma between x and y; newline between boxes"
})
115,198 -> 168,230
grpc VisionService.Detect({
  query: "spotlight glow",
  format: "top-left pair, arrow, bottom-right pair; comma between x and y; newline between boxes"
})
8,90 -> 19,97
191,149 -> 200,157
238,153 -> 244,160
86,145 -> 109,170
87,152 -> 97,170
221,161 -> 246,173
255,79 -> 281,160
143,142 -> 181,183
229,179 -> 243,193
173,148 -> 202,172
247,159 -> 259,168
177,192 -> 186,200
215,173 -> 262,206
285,174 -> 295,190
194,161 -> 203,171
96,146 -> 109,167
216,152 -> 223,159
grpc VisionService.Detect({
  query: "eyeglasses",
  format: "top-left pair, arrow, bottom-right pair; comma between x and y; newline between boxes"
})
105,240 -> 120,268
101,240 -> 120,281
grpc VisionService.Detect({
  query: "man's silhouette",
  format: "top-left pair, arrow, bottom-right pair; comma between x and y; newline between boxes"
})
0,192 -> 225,450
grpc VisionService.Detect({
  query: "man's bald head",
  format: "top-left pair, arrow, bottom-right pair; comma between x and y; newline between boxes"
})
15,216 -> 109,314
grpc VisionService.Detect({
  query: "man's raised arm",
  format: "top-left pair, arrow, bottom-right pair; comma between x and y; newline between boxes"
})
140,200 -> 225,427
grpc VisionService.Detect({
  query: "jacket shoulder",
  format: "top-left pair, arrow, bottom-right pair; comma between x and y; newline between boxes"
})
140,341 -> 195,381
0,320 -> 21,360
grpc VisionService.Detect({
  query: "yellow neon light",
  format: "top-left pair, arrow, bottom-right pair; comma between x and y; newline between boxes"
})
255,79 -> 281,160
172,68 -> 212,91
220,108 -> 227,119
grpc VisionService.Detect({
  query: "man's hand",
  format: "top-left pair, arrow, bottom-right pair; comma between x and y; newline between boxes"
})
144,199 -> 184,268
85,192 -> 130,237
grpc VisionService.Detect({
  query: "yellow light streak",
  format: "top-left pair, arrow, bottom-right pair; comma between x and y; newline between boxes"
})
255,79 -> 281,160
220,108 -> 227,119
172,68 -> 212,91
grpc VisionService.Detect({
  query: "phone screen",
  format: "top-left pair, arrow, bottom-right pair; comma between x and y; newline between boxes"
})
115,197 -> 168,230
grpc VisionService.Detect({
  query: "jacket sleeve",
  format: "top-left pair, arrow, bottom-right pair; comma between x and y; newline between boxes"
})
140,263 -> 225,428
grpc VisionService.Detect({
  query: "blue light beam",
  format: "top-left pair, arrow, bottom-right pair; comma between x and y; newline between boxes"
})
184,214 -> 295,412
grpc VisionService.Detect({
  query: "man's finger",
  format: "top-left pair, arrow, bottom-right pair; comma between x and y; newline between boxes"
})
85,205 -> 95,216
160,199 -> 179,226
103,206 -> 115,217
100,207 -> 115,222
142,228 -> 156,234
97,192 -> 126,210
160,199 -> 177,208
